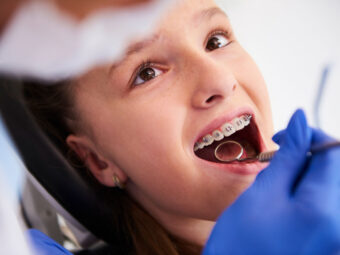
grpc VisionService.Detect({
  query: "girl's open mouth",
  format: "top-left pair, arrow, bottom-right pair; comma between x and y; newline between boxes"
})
194,114 -> 262,164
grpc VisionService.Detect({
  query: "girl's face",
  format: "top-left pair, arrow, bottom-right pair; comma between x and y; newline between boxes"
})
69,0 -> 275,242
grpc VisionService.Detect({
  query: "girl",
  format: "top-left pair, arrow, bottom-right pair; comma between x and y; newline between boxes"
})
24,0 -> 276,253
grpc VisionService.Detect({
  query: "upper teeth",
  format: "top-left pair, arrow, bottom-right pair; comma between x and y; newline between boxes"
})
194,114 -> 252,151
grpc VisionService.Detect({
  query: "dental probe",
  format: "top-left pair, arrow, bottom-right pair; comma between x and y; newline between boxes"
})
215,141 -> 340,163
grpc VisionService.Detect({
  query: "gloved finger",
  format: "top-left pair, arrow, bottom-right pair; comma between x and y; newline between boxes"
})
277,109 -> 312,156
272,129 -> 285,144
295,129 -> 340,206
255,109 -> 312,194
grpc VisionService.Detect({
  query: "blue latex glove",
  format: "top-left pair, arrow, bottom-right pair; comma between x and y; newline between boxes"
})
204,109 -> 340,255
27,229 -> 73,255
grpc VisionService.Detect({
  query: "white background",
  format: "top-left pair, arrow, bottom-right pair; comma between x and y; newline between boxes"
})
217,0 -> 340,138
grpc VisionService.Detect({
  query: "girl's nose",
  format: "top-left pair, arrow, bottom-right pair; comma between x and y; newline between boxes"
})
190,57 -> 237,109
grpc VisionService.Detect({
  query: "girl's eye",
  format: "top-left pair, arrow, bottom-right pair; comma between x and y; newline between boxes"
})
206,33 -> 230,51
134,66 -> 163,86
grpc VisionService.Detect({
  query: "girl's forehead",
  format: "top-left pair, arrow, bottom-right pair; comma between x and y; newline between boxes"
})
159,0 -> 223,24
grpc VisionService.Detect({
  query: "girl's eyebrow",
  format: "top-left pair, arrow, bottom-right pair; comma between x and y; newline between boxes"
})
108,35 -> 158,75
125,34 -> 159,57
194,7 -> 228,25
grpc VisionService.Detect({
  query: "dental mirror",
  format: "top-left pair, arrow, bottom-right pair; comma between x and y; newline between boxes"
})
214,140 -> 244,162
215,139 -> 340,164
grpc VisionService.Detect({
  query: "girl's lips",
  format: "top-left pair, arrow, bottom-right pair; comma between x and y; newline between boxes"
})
195,156 -> 268,175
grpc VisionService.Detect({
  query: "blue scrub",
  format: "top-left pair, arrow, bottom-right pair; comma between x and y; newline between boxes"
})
27,229 -> 73,255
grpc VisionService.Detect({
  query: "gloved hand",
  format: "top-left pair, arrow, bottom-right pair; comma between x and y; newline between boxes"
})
27,229 -> 73,255
204,109 -> 340,255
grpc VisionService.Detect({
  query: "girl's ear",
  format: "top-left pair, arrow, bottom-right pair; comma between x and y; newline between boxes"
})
66,134 -> 127,187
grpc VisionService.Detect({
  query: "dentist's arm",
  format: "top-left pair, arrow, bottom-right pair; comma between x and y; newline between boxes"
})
204,110 -> 340,255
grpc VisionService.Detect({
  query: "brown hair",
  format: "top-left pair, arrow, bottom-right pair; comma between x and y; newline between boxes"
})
23,79 -> 202,255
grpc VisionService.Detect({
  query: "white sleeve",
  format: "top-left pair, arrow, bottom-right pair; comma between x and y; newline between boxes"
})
0,118 -> 34,254
0,172 -> 34,255
0,0 -> 173,80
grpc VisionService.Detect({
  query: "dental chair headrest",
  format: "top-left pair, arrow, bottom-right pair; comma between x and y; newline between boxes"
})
0,76 -> 123,251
